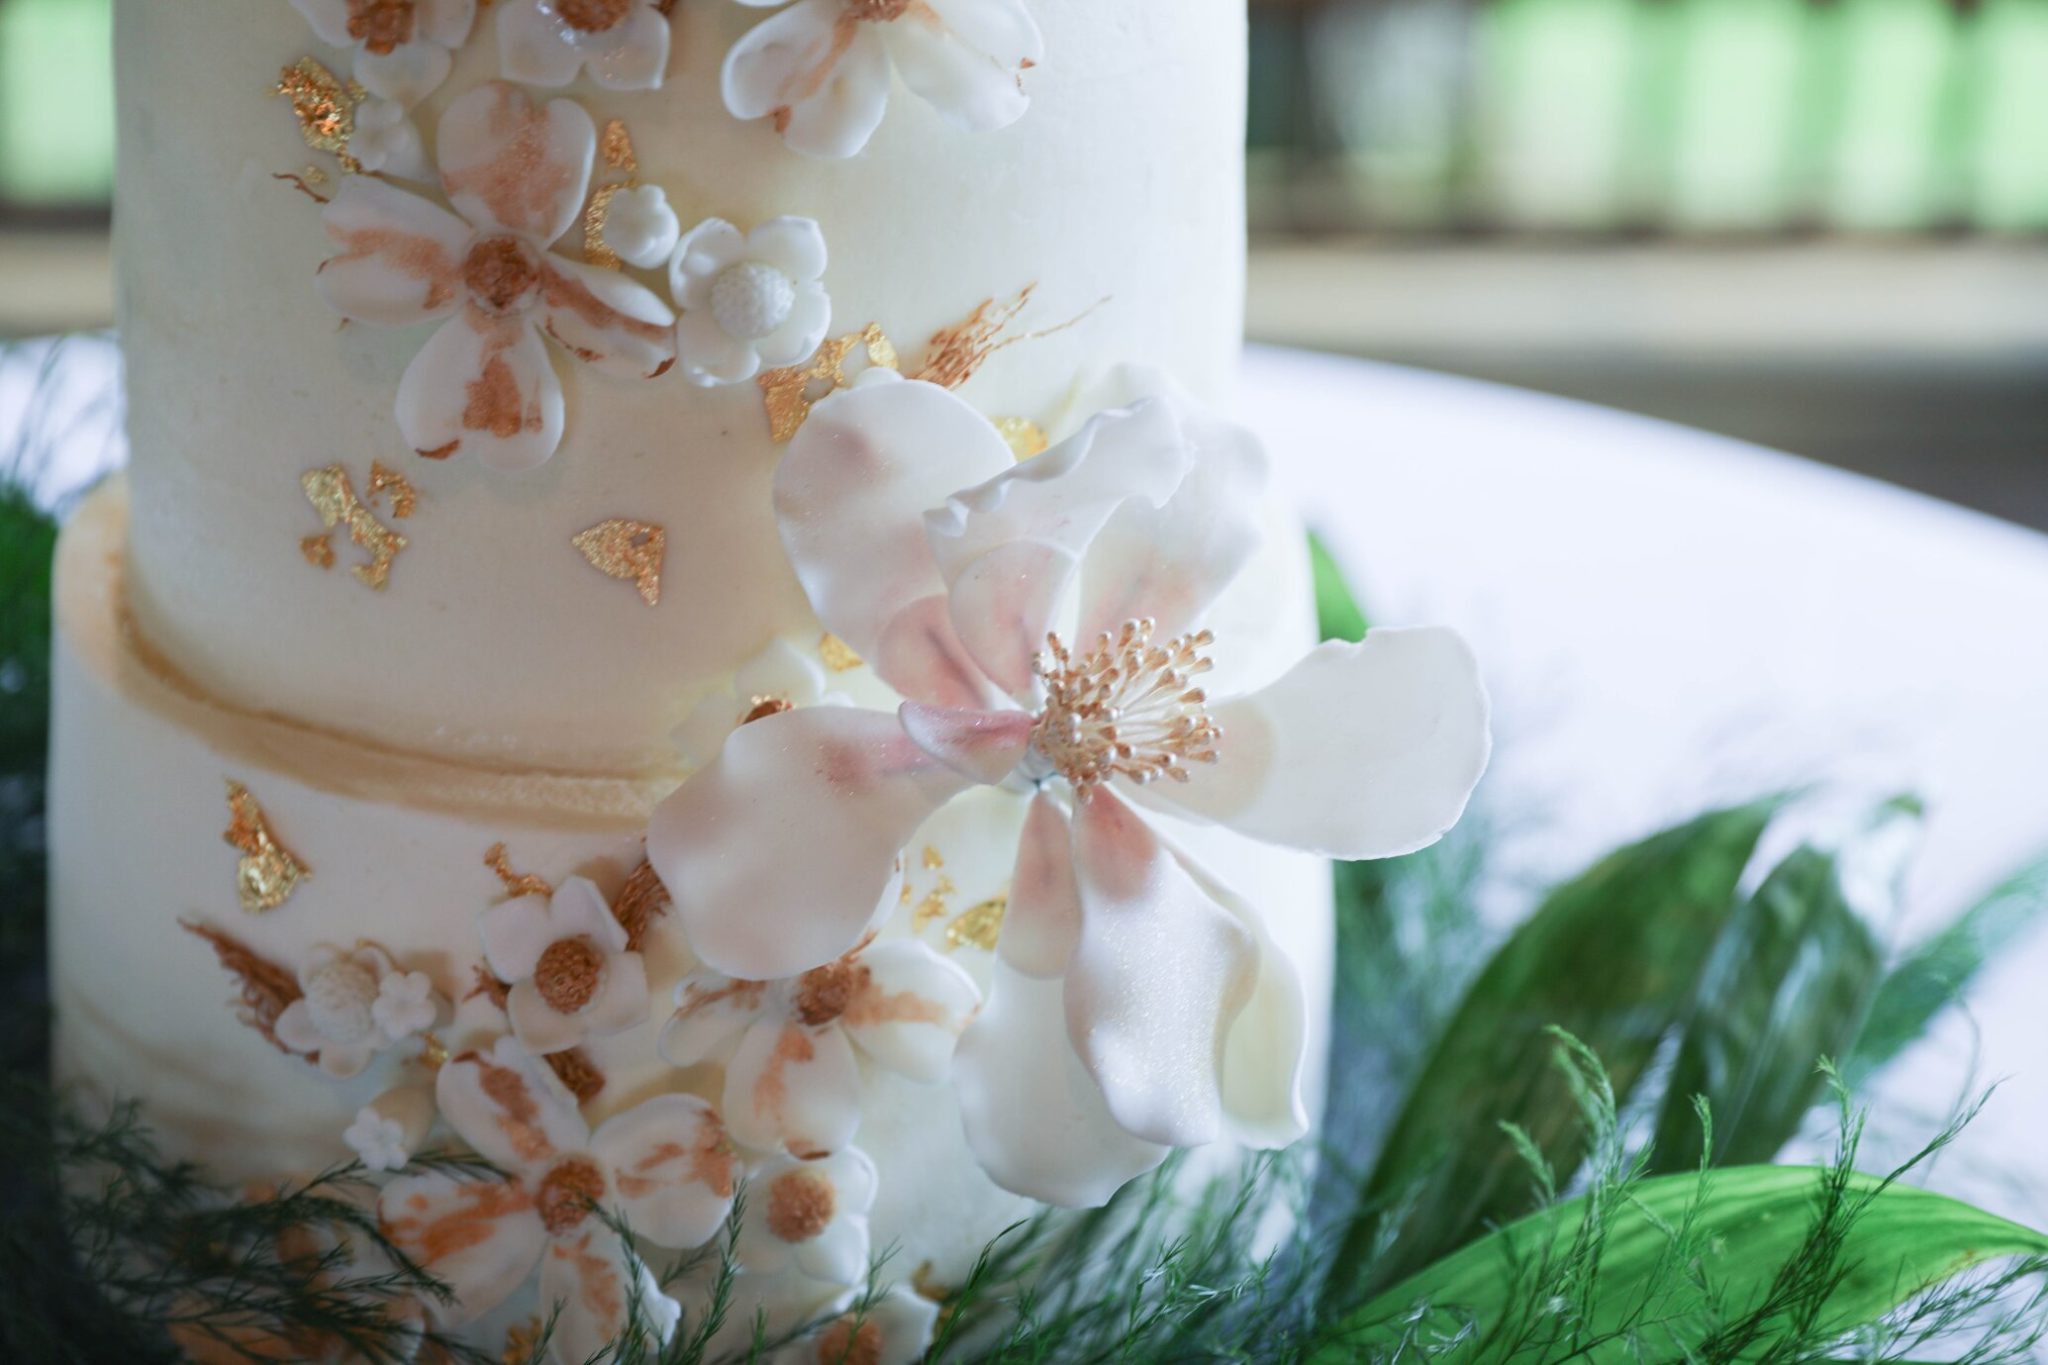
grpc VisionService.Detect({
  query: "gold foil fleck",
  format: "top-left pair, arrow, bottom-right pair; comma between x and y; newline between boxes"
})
273,170 -> 333,205
368,460 -> 418,518
912,875 -> 956,935
758,323 -> 901,442
180,919 -> 303,1054
300,533 -> 337,569
469,965 -> 512,1010
303,165 -> 330,188
274,57 -> 366,172
946,894 -> 1008,952
582,183 -> 626,271
573,519 -> 666,606
485,843 -> 554,901
612,859 -> 671,953
921,846 -> 945,870
912,1261 -> 954,1304
417,1032 -> 451,1072
914,287 -> 1036,391
600,119 -> 640,173
818,633 -> 864,672
302,465 -> 409,591
223,780 -> 312,914
993,416 -> 1050,460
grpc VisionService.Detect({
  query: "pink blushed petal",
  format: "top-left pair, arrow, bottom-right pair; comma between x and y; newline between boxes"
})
316,178 -> 468,327
1000,793 -> 1082,978
897,700 -> 1032,787
947,540 -> 1076,703
1140,629 -> 1492,860
496,0 -> 586,88
875,594 -> 1005,710
774,377 -> 1014,659
590,1095 -> 737,1250
648,706 -> 974,979
1067,790 -> 1258,1148
539,255 -> 678,381
660,973 -> 769,1067
840,939 -> 980,1082
478,892 -> 555,983
542,1226 -> 680,1363
396,310 -> 564,471
1077,398 -> 1270,645
437,81 -> 595,244
955,961 -> 1168,1208
436,1036 -> 590,1170
880,0 -> 1038,134
723,1019 -> 861,1156
354,41 -> 453,108
584,7 -> 672,91
722,0 -> 893,160
378,1170 -> 546,1326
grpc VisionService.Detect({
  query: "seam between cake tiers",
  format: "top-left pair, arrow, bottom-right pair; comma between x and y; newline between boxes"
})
61,477 -> 670,831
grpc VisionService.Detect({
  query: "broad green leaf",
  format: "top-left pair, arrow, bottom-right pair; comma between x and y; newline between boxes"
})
1320,1166 -> 2048,1363
1308,530 -> 1370,644
1331,800 -> 1785,1301
1647,800 -> 1919,1171
1846,852 -> 2048,1088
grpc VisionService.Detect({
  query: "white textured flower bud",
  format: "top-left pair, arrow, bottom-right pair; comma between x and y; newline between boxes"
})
602,184 -> 682,270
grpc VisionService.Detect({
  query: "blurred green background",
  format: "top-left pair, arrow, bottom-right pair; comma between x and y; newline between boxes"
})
1,0 -> 2044,525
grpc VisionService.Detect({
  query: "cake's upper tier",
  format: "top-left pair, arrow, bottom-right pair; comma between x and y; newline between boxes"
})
115,0 -> 1248,774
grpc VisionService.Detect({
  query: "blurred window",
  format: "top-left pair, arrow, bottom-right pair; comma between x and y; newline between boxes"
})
0,0 -> 114,222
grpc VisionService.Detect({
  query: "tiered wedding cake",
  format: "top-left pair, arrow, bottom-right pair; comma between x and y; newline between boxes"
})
49,1 -> 1488,1358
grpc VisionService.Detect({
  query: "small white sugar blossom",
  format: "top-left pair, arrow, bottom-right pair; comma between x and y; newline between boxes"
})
602,184 -> 682,270
499,0 -> 673,91
373,969 -> 442,1039
349,98 -> 429,179
289,0 -> 476,107
670,216 -> 832,386
648,369 -> 1491,1209
345,1084 -> 437,1172
660,935 -> 978,1155
736,1149 -> 877,1287
276,942 -> 448,1079
723,0 -> 1044,159
478,875 -> 650,1055
672,637 -> 844,770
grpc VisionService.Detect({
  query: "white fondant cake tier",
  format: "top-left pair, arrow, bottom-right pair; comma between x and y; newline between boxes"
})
51,477 -> 1334,1336
114,0 -> 1250,771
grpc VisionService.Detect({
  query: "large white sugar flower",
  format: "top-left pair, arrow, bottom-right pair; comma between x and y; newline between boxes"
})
661,935 -> 978,1155
776,1284 -> 938,1365
648,374 -> 1490,1207
499,0 -> 673,91
276,942 -> 448,1079
479,875 -> 651,1055
673,636 -> 843,770
736,1150 -> 877,1286
723,0 -> 1044,159
315,82 -> 677,472
669,216 -> 832,386
290,0 -> 476,106
380,1039 -> 736,1362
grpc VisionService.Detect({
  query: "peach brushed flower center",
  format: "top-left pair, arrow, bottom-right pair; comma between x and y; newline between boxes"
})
534,935 -> 604,1014
847,0 -> 915,20
554,0 -> 635,32
462,235 -> 543,315
792,957 -> 863,1027
741,695 -> 796,726
347,0 -> 418,55
815,1317 -> 884,1365
765,1167 -> 836,1243
1030,620 -> 1223,797
535,1156 -> 607,1235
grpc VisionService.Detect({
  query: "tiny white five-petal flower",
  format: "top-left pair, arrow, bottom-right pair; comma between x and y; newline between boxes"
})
344,1083 -> 437,1172
275,942 -> 448,1079
648,372 -> 1491,1208
669,216 -> 833,386
479,875 -> 651,1055
736,1149 -> 878,1287
499,0 -> 674,91
380,1039 -> 736,1362
660,935 -> 978,1155
315,81 -> 677,472
722,0 -> 1044,159
290,0 -> 477,106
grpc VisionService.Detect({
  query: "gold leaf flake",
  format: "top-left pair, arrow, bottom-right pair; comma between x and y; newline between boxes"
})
818,633 -> 864,672
273,57 -> 365,172
573,519 -> 666,606
180,919 -> 303,1054
600,119 -> 640,174
302,465 -> 409,591
485,843 -> 554,901
993,416 -> 1050,460
758,324 -> 901,442
912,875 -> 956,934
946,894 -> 1008,952
914,287 -> 1036,390
912,1261 -> 954,1304
223,780 -> 311,914
417,1032 -> 450,1072
300,533 -> 336,569
368,461 -> 418,518
612,859 -> 670,953
582,183 -> 625,271
921,845 -> 945,870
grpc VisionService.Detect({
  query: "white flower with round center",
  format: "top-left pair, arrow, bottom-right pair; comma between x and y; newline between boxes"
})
498,0 -> 674,90
289,0 -> 476,107
669,216 -> 832,387
723,0 -> 1044,159
344,1083 -> 436,1172
348,98 -> 429,180
380,1039 -> 736,1362
648,371 -> 1492,1208
478,874 -> 650,1055
672,636 -> 848,771
275,942 -> 447,1079
601,184 -> 682,271
735,1149 -> 877,1286
314,82 -> 678,472
659,934 -> 978,1156
774,1284 -> 939,1365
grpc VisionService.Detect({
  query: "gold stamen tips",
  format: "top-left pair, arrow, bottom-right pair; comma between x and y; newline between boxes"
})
1030,620 -> 1222,798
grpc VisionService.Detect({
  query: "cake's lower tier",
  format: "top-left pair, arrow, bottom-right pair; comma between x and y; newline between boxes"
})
48,477 -> 1336,1340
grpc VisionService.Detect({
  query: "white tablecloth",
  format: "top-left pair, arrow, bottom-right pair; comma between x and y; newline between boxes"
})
1244,346 -> 2048,1220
